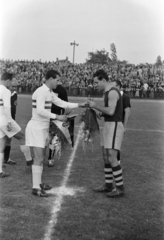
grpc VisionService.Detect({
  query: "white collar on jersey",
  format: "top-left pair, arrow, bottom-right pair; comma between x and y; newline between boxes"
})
42,83 -> 51,92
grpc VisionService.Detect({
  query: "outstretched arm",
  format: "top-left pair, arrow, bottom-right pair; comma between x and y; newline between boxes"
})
52,92 -> 87,108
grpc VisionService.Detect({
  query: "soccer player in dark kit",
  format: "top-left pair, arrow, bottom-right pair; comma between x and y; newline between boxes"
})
88,69 -> 125,198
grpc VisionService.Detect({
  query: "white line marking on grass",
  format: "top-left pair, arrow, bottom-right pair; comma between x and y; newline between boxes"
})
47,186 -> 85,196
126,128 -> 164,133
43,123 -> 84,240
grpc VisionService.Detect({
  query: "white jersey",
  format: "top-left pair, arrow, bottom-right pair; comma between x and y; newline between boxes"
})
31,84 -> 78,126
0,85 -> 12,122
0,85 -> 21,138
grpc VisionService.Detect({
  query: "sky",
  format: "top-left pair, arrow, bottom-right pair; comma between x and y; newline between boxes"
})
0,0 -> 164,65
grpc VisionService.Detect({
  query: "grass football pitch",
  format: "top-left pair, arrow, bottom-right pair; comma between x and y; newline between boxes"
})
0,95 -> 164,240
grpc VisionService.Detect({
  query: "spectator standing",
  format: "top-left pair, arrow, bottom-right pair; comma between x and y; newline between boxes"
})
143,82 -> 149,98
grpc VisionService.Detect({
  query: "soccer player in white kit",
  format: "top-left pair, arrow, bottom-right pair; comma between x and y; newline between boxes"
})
0,72 -> 33,178
25,69 -> 86,197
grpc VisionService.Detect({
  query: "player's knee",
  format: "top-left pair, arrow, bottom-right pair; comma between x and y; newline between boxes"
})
33,158 -> 44,166
107,150 -> 118,165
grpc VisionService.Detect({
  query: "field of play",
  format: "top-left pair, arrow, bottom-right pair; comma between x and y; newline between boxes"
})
0,95 -> 164,240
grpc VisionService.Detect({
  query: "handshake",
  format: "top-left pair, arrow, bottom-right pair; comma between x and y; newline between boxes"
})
80,100 -> 96,108
55,100 -> 97,122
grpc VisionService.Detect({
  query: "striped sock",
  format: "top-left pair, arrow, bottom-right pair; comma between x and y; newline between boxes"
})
112,165 -> 124,189
104,164 -> 113,189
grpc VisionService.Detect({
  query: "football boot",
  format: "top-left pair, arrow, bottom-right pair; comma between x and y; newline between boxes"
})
93,184 -> 115,193
106,187 -> 125,198
26,159 -> 34,166
40,183 -> 52,191
6,159 -> 16,165
32,188 -> 48,197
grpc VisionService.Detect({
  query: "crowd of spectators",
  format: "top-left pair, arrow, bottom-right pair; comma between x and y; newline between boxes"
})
0,58 -> 164,99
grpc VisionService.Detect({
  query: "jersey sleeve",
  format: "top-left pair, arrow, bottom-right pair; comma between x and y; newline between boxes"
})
51,92 -> 78,109
3,89 -> 12,122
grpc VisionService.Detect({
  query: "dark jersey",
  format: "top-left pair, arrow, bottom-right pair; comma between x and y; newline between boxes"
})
103,87 -> 123,122
122,93 -> 131,122
11,91 -> 17,120
51,85 -> 68,115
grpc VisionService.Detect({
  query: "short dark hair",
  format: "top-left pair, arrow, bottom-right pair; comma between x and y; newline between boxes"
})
93,69 -> 109,81
1,72 -> 13,81
114,80 -> 122,88
45,70 -> 60,80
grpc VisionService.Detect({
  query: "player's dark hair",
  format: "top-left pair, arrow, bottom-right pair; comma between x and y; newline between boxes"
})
1,72 -> 13,81
93,69 -> 109,81
45,70 -> 60,80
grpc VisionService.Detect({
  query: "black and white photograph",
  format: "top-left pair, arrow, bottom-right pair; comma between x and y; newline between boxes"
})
0,0 -> 164,239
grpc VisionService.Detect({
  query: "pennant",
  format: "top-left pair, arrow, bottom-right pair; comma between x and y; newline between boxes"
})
50,120 -> 72,146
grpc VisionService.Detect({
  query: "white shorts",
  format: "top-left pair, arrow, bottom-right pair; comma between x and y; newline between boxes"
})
0,115 -> 21,138
25,120 -> 49,148
100,122 -> 124,150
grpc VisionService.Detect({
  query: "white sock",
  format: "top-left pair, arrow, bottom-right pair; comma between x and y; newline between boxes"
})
118,160 -> 121,165
0,153 -> 4,173
32,165 -> 43,189
20,145 -> 32,161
